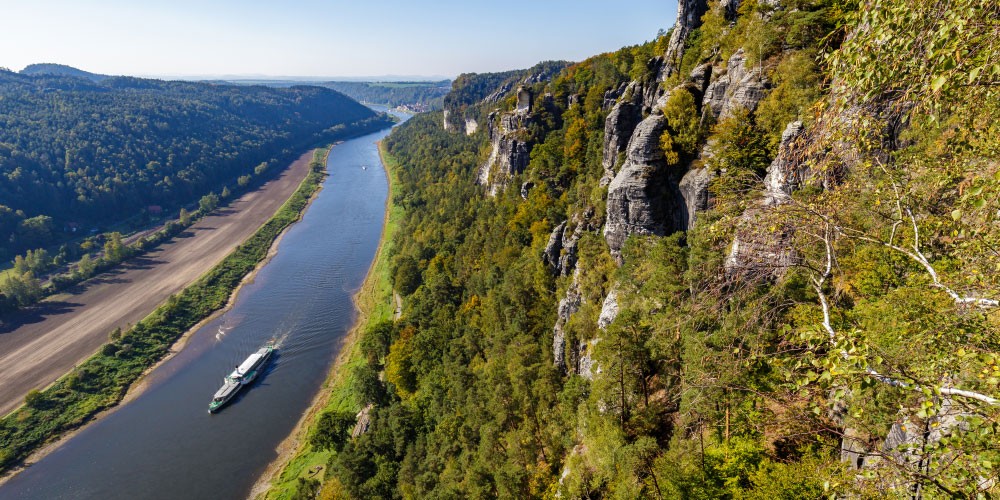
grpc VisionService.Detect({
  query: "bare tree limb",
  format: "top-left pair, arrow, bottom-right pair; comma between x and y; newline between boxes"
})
810,225 -> 1000,406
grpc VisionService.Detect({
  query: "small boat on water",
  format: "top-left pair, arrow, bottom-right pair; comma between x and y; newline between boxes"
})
208,343 -> 274,413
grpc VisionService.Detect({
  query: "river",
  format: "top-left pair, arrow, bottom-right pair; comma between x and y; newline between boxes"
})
0,107 -> 408,500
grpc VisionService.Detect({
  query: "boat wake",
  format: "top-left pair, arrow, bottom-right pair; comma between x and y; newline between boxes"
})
269,329 -> 292,350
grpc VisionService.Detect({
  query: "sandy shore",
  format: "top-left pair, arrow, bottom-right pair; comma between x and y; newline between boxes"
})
0,149 -> 326,487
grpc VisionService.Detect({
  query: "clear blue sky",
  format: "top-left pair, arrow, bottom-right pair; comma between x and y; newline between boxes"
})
0,0 -> 678,79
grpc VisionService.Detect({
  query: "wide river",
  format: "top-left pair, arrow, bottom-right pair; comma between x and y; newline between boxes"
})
0,107 -> 408,500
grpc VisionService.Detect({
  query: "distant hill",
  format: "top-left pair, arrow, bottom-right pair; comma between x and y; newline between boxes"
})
223,79 -> 451,111
0,68 -> 391,261
20,63 -> 109,82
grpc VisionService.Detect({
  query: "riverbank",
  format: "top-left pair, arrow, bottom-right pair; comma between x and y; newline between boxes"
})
0,151 -> 316,418
254,141 -> 403,499
0,148 -> 331,479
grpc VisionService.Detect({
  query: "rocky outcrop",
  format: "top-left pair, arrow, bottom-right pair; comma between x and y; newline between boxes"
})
516,86 -> 532,112
576,290 -> 618,381
553,275 -> 583,370
763,121 -> 806,205
544,216 -> 592,276
662,0 -> 710,78
464,118 -> 478,135
724,206 -> 797,278
603,82 -> 630,110
720,0 -> 741,20
442,109 -> 452,132
679,166 -> 713,229
520,181 -> 534,200
703,49 -> 769,122
689,63 -> 713,98
477,110 -> 533,195
597,289 -> 619,330
604,114 -> 687,262
543,221 -> 569,272
351,403 -> 374,438
724,122 -> 806,276
578,339 -> 600,380
601,82 -> 644,185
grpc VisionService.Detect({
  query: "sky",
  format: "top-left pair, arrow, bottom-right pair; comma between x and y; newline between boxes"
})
0,0 -> 678,80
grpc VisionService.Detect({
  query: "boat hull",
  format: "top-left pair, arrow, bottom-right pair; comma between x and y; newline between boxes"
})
208,345 -> 273,413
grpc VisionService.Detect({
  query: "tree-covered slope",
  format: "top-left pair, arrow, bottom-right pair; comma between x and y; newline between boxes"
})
0,70 -> 385,259
298,0 -> 1000,498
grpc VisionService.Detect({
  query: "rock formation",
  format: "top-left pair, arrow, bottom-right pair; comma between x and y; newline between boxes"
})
552,274 -> 583,370
678,166 -> 713,229
604,114 -> 687,262
703,49 -> 769,122
662,0 -> 710,78
601,82 -> 644,186
477,110 -> 533,195
763,121 -> 806,205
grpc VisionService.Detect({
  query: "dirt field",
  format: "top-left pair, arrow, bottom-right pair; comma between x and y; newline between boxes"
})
0,151 -> 314,416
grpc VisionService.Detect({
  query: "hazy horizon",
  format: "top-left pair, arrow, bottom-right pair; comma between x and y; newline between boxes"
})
3,0 -> 678,80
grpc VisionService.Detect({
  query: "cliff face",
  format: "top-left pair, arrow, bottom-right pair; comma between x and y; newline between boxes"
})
662,0 -> 710,78
603,113 -> 684,262
442,61 -> 570,134
477,106 -> 533,195
702,49 -> 769,121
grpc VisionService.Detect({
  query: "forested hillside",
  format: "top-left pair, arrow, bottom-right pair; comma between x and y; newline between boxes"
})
0,69 -> 385,260
298,0 -> 1000,497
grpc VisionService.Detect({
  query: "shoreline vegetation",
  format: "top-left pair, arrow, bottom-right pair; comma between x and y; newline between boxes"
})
257,141 -> 403,500
0,144 -> 337,478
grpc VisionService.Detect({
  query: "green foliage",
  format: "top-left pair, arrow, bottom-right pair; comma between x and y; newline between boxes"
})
661,87 -> 703,158
23,389 -> 43,409
287,2 -> 1000,498
696,0 -> 847,67
320,80 -> 450,109
829,0 -> 1000,115
391,256 -> 421,296
310,411 -> 356,453
707,111 -> 775,210
755,50 -> 822,141
199,192 -> 220,214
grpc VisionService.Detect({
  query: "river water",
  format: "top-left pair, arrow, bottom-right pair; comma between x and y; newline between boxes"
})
0,107 -> 407,500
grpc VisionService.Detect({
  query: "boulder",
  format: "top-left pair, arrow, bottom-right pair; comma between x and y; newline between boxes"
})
679,166 -> 713,229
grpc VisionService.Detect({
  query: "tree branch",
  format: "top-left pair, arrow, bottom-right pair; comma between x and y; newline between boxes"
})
810,226 -> 999,405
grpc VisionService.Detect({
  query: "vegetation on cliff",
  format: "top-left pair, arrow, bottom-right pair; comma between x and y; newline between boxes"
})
295,0 -> 1000,497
